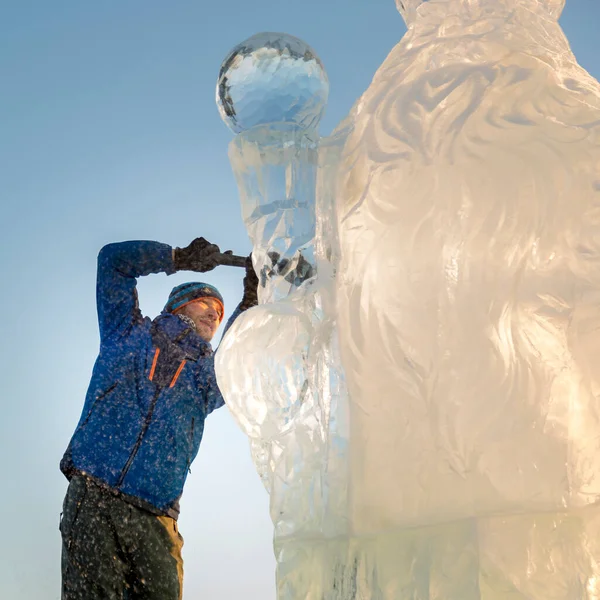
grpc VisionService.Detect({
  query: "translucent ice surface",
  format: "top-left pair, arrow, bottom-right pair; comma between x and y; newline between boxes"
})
216,32 -> 329,134
216,1 -> 600,597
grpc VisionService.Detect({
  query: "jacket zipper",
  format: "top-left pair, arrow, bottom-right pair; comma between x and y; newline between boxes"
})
116,347 -> 188,488
116,386 -> 161,487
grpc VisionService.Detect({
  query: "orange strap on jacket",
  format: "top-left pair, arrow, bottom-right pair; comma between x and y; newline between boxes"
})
169,361 -> 186,388
149,348 -> 160,381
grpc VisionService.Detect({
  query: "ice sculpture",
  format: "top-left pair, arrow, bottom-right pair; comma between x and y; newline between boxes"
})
216,1 -> 600,597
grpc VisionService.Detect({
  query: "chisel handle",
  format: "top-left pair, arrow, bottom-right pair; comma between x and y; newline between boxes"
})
216,252 -> 248,268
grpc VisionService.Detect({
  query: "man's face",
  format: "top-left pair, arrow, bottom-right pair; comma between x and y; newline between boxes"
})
177,298 -> 223,342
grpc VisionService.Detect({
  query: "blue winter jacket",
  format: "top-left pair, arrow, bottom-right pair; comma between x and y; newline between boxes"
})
61,241 -> 241,519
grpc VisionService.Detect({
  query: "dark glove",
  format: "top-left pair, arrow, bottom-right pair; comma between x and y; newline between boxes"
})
173,237 -> 221,272
240,254 -> 259,310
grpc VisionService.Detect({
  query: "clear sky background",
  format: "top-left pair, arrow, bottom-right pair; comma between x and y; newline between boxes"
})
1,1 -> 599,599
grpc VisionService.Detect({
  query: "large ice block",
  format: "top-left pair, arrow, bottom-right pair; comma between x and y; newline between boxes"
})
216,2 -> 600,597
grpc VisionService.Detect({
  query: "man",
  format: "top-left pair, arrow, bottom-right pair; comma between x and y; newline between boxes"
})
59,237 -> 258,600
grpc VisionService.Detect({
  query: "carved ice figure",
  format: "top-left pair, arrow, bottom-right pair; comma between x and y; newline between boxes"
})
337,0 -> 600,595
341,0 -> 600,529
216,1 -> 600,597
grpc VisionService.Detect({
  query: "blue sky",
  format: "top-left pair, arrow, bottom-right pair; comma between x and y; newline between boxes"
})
1,1 -> 599,598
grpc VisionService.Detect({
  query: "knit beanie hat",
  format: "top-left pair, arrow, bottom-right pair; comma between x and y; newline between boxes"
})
165,282 -> 225,321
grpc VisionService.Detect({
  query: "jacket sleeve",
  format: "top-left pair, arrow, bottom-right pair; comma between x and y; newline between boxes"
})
203,357 -> 225,414
220,304 -> 244,341
97,241 -> 176,342
204,304 -> 245,414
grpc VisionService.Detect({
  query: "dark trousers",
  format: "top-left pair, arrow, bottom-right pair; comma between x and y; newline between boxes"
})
60,476 -> 184,600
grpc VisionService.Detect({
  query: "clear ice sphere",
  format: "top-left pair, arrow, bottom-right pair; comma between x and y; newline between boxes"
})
216,32 -> 329,134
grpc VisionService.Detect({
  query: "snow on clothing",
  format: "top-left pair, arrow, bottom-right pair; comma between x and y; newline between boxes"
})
60,241 -> 240,519
60,475 -> 184,600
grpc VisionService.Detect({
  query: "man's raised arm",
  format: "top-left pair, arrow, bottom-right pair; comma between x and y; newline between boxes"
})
96,237 -> 226,342
96,241 -> 176,342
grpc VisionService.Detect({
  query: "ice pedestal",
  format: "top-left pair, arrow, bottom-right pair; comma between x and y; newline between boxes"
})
215,3 -> 600,596
273,511 -> 600,599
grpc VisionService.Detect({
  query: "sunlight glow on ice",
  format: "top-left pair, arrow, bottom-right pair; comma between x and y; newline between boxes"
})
216,2 -> 600,597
